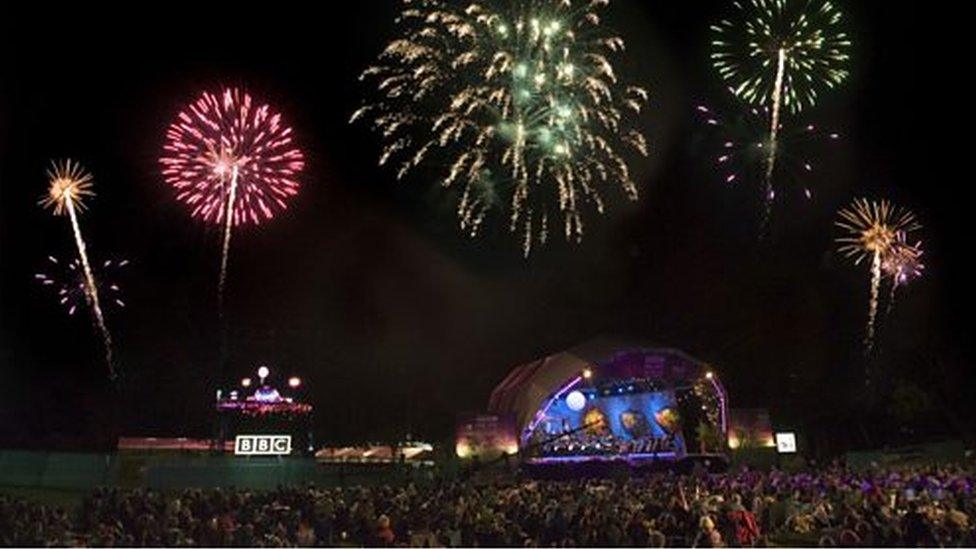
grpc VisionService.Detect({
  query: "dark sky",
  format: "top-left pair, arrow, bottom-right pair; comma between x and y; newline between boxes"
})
0,2 -> 966,449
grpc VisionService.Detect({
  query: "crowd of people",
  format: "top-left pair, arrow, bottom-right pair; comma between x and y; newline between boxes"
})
2,462 -> 975,547
0,493 -> 75,546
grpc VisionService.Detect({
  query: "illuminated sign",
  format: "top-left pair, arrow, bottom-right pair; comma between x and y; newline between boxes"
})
234,435 -> 292,456
775,432 -> 797,454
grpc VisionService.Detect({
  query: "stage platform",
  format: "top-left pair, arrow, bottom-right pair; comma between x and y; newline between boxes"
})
522,453 -> 729,479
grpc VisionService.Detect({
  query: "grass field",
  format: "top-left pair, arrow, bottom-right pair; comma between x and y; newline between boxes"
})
0,485 -> 88,509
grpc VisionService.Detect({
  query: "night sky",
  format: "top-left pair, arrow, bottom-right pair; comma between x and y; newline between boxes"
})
0,2 -> 967,451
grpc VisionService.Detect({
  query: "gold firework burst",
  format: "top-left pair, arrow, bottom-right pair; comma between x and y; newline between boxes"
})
835,199 -> 919,265
835,198 -> 921,353
39,159 -> 95,216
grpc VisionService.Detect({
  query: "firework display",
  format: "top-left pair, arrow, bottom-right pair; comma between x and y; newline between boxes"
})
836,199 -> 921,353
36,256 -> 128,316
38,160 -> 117,378
351,0 -> 649,256
160,88 -> 305,306
18,4 -> 931,414
696,102 -> 839,200
711,0 -> 851,230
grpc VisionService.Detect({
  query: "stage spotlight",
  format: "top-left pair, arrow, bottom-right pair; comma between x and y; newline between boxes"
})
706,371 -> 714,380
258,366 -> 270,382
288,376 -> 301,388
241,377 -> 252,388
728,434 -> 741,450
566,390 -> 587,411
582,368 -> 593,379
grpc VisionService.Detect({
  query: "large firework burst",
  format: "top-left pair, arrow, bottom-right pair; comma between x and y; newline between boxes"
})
696,102 -> 839,200
352,0 -> 649,256
38,160 -> 116,378
711,0 -> 851,233
836,199 -> 921,353
36,256 -> 128,316
160,88 -> 305,307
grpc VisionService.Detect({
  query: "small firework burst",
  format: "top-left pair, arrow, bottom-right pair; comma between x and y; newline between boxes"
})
696,102 -> 839,200
882,233 -> 925,289
38,160 -> 116,378
36,256 -> 128,316
39,159 -> 94,215
836,199 -> 919,266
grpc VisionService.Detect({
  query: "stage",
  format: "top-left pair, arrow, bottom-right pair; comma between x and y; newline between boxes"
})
522,453 -> 730,479
486,341 -> 731,474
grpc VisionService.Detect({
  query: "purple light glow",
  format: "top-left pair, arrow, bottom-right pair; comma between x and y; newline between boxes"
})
528,452 -> 678,464
523,375 -> 584,445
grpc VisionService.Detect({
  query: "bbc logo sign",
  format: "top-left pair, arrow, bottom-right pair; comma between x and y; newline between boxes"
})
235,435 -> 292,456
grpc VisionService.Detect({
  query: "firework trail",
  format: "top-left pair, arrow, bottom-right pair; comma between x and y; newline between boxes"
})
836,199 -> 920,354
218,165 -> 239,308
352,0 -> 649,256
36,256 -> 128,316
712,0 -> 851,232
696,102 -> 839,200
39,160 -> 116,378
160,88 -> 304,309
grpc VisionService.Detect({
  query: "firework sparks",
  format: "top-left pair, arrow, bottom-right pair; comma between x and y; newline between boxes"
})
352,0 -> 649,256
881,232 -> 925,314
160,88 -> 305,307
712,0 -> 851,232
36,256 -> 128,316
836,199 -> 921,353
38,160 -> 116,378
696,102 -> 839,201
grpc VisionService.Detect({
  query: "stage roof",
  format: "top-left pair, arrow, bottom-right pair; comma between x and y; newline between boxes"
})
488,338 -> 717,436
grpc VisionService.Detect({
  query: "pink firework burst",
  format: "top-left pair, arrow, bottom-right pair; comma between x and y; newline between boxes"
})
160,88 -> 305,226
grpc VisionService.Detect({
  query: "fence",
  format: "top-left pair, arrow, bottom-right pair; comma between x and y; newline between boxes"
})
0,450 -> 424,492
